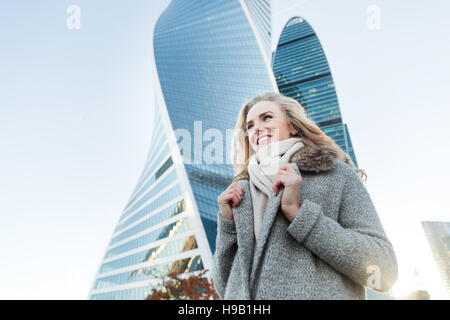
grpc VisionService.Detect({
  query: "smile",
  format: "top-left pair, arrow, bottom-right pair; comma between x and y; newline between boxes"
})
257,134 -> 271,145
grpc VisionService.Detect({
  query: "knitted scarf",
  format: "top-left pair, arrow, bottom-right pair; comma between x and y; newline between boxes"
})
247,137 -> 304,241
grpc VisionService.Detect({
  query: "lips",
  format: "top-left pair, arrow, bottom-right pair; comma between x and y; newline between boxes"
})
257,134 -> 271,145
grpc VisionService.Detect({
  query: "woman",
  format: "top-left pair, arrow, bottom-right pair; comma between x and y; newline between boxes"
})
211,92 -> 398,299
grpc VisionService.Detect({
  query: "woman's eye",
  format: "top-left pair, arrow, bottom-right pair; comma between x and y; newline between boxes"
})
247,116 -> 271,130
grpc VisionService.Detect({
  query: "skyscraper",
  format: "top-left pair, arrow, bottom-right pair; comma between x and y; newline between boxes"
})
422,221 -> 450,297
88,0 -> 277,300
272,16 -> 358,166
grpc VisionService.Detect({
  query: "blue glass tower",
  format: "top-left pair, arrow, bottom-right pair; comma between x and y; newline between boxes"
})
88,0 -> 277,300
273,17 -> 358,166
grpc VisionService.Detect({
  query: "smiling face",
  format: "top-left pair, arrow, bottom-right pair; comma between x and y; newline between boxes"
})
246,100 -> 297,153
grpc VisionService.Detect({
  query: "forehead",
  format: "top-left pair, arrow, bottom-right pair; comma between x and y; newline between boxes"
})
246,101 -> 281,121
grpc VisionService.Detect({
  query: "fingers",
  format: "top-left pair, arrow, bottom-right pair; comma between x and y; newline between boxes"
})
224,183 -> 244,207
272,167 -> 301,194
272,174 -> 286,195
230,193 -> 240,207
275,165 -> 302,183
230,182 -> 244,194
274,166 -> 290,188
278,164 -> 294,173
229,183 -> 243,198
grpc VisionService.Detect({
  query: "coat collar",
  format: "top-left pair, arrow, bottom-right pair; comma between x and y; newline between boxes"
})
232,138 -> 336,183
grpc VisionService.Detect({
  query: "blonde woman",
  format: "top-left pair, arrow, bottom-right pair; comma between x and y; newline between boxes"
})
211,92 -> 398,299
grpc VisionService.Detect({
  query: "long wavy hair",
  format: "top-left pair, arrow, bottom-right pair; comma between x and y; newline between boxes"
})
230,92 -> 367,183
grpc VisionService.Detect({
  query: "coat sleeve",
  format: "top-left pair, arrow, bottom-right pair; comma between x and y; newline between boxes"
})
211,210 -> 238,299
286,167 -> 398,293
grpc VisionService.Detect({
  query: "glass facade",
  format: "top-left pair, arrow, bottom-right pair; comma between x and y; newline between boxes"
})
272,16 -> 358,166
89,0 -> 277,300
422,221 -> 450,298
153,0 -> 276,264
243,0 -> 272,61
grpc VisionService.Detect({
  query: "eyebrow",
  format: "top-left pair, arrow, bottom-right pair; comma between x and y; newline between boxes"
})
246,111 -> 274,126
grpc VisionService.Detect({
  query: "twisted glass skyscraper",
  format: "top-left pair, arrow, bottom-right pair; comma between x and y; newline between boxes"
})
88,0 -> 276,300
273,17 -> 358,166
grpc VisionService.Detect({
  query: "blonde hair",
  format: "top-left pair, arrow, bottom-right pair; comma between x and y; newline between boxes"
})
230,92 -> 367,183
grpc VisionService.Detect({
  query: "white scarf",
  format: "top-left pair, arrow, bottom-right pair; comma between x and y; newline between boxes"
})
248,137 -> 304,241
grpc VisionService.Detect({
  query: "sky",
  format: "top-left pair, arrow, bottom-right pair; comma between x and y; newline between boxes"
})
0,0 -> 449,299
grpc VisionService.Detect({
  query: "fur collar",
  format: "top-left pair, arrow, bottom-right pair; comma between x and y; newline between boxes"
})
232,138 -> 336,182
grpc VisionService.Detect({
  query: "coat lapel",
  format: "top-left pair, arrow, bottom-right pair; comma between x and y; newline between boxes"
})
249,185 -> 284,290
232,180 -> 255,300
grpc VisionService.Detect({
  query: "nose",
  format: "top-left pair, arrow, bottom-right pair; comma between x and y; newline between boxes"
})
254,121 -> 270,136
251,122 -> 269,145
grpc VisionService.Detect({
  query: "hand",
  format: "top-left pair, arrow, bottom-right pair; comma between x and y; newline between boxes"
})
217,182 -> 244,222
272,164 -> 302,222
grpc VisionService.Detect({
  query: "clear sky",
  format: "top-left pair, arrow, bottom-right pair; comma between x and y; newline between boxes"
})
0,1 -> 449,299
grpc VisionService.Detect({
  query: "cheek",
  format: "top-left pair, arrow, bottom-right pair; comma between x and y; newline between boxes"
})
274,121 -> 292,139
249,132 -> 257,144
249,136 -> 257,152
269,120 -> 289,136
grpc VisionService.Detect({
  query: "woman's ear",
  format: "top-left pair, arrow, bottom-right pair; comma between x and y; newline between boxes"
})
288,123 -> 298,136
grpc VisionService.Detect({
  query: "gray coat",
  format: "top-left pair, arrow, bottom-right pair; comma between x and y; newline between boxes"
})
211,141 -> 398,299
